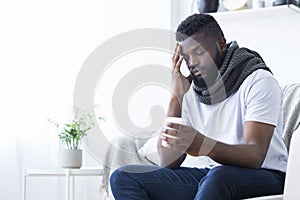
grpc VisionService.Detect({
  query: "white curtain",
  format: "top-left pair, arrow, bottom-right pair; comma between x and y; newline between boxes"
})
0,0 -> 106,199
0,0 -> 171,199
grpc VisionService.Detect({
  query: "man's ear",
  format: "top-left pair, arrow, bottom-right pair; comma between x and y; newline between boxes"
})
216,37 -> 226,53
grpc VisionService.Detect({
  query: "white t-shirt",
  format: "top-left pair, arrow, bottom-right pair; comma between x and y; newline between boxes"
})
181,69 -> 288,172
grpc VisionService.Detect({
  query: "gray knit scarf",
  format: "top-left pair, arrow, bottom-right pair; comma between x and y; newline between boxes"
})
193,41 -> 272,105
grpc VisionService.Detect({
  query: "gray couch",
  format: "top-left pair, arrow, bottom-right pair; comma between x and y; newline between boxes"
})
99,83 -> 300,199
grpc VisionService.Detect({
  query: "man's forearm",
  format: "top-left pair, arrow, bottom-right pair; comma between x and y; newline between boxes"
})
158,95 -> 186,169
167,95 -> 183,117
208,142 -> 266,169
189,132 -> 269,169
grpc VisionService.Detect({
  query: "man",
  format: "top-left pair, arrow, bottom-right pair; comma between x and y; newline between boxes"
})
110,13 -> 287,200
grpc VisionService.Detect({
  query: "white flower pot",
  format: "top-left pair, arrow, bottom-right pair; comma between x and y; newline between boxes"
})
61,149 -> 82,168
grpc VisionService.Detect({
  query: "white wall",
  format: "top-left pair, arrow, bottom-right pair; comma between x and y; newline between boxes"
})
92,1 -> 173,142
171,0 -> 284,30
212,5 -> 300,86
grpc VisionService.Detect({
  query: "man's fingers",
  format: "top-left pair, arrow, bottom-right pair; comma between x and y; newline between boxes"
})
176,43 -> 181,54
175,56 -> 184,70
163,126 -> 179,132
161,133 -> 181,140
165,143 -> 187,153
172,43 -> 180,60
172,44 -> 182,71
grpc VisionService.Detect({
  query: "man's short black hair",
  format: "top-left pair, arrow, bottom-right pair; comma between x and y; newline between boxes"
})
176,13 -> 224,42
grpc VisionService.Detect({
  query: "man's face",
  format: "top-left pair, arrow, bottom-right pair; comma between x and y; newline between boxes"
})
179,32 -> 224,88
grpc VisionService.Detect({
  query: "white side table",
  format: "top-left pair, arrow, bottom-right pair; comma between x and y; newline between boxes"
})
22,168 -> 103,200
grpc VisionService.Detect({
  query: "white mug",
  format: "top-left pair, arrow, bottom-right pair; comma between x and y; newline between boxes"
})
164,117 -> 189,126
161,117 -> 189,147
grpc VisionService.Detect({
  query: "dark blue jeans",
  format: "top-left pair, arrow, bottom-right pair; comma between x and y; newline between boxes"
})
110,165 -> 285,200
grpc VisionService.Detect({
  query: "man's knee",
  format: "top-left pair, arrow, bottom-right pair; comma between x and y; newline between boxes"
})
110,166 -> 130,186
207,165 -> 234,180
110,168 -> 125,187
110,164 -> 155,186
196,166 -> 236,199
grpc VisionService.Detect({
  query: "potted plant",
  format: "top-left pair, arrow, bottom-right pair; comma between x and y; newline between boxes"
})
49,106 -> 102,168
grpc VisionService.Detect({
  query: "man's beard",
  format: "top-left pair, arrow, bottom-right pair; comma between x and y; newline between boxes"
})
190,49 -> 223,89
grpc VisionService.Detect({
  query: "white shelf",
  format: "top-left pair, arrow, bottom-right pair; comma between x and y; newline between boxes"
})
24,168 -> 103,176
22,168 -> 104,200
212,5 -> 300,18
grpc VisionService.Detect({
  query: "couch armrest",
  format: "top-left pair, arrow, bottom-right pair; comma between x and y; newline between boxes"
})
242,194 -> 283,200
